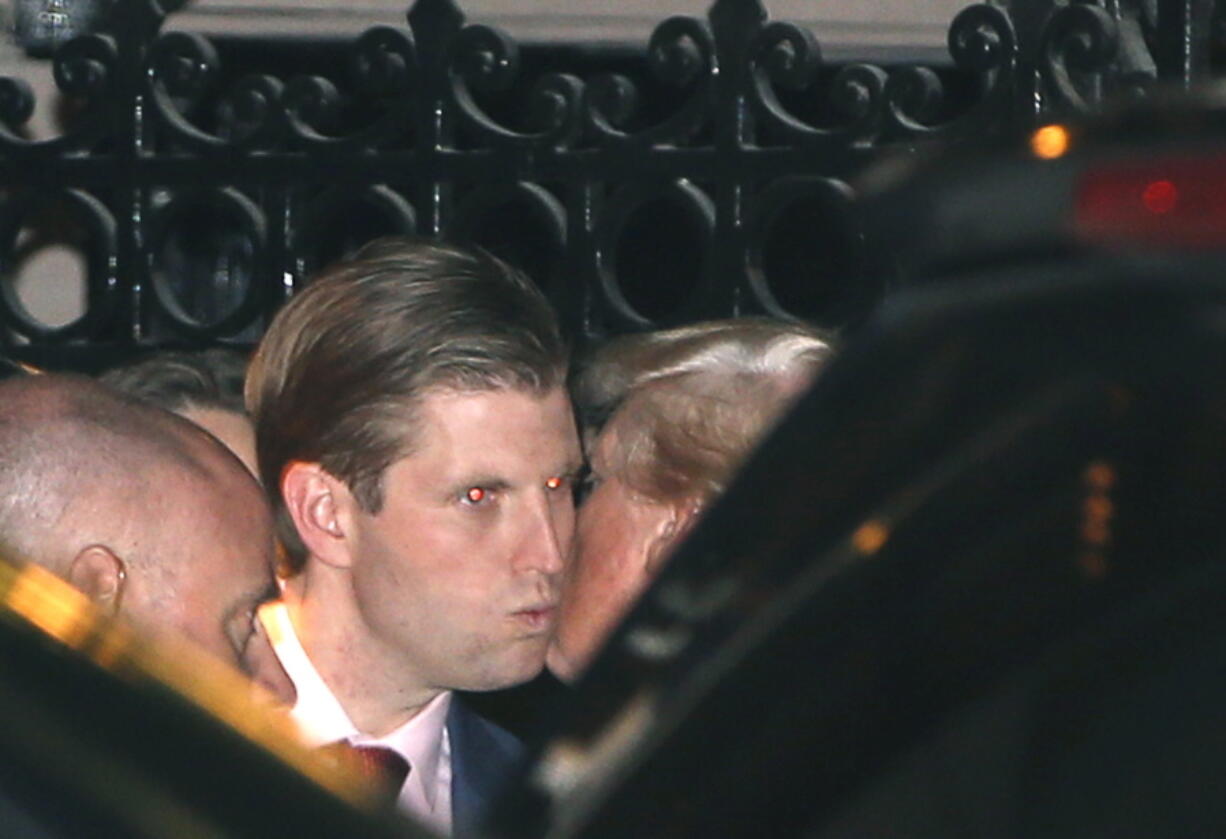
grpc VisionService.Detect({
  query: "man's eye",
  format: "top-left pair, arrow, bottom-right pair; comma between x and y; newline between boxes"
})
462,486 -> 490,505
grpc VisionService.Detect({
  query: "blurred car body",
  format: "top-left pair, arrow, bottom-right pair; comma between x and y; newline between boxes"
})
484,88 -> 1226,839
0,554 -> 430,838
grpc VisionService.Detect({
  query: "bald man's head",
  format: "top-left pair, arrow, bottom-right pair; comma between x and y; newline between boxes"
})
0,374 -> 293,703
1,375 -> 212,560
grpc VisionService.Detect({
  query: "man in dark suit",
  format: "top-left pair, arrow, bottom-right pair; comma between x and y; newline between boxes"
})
247,239 -> 582,835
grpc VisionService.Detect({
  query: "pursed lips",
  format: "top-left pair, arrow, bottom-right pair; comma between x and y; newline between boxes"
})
511,603 -> 557,632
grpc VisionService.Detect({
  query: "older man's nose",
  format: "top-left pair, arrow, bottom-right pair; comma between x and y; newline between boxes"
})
244,621 -> 297,707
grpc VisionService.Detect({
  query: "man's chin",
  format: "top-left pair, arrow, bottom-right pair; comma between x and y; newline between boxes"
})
545,642 -> 580,684
463,646 -> 548,692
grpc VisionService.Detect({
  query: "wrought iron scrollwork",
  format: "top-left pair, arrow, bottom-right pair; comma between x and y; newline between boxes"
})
1039,2 -> 1123,111
0,189 -> 116,340
749,21 -> 887,147
352,25 -> 417,100
292,185 -> 418,280
595,180 -> 716,328
146,32 -> 284,152
0,0 -> 1220,363
445,24 -> 584,148
452,182 -> 568,298
0,33 -> 119,154
0,79 -> 37,134
215,75 -> 286,149
147,187 -> 266,337
744,176 -> 872,326
585,16 -> 716,147
283,26 -> 417,150
884,3 -> 1017,140
148,32 -> 217,115
452,182 -> 566,249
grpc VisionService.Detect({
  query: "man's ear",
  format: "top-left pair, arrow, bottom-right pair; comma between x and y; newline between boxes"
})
644,498 -> 703,576
281,461 -> 354,569
67,545 -> 127,616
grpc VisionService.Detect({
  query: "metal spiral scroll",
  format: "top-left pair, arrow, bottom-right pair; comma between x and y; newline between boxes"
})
749,21 -> 887,148
291,185 -> 418,280
444,24 -> 583,149
744,175 -> 866,324
885,3 -> 1017,139
146,32 -> 283,152
0,189 -> 117,341
1039,2 -> 1121,112
282,26 -> 417,150
451,183 -> 568,297
594,180 -> 717,328
0,34 -> 119,156
584,16 -> 717,147
146,188 -> 267,337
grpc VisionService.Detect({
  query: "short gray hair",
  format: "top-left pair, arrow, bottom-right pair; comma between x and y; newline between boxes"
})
99,348 -> 248,415
575,318 -> 833,503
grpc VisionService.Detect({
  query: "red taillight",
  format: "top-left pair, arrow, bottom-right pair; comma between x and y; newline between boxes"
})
1140,179 -> 1178,215
1073,153 -> 1226,249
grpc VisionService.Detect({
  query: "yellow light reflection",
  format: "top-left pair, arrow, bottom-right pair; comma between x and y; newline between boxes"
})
1077,459 -> 1116,580
1084,460 -> 1117,492
259,599 -> 291,647
1031,124 -> 1070,160
1078,551 -> 1108,580
0,558 -> 368,807
3,562 -> 94,647
852,520 -> 890,556
1083,494 -> 1114,521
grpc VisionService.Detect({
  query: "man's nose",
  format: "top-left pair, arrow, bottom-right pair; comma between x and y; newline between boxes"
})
244,626 -> 297,707
516,496 -> 569,576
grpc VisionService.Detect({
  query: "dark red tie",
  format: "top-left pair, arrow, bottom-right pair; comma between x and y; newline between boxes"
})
320,742 -> 410,806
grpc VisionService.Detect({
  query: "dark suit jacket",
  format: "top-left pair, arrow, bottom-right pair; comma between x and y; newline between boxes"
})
447,697 -> 523,836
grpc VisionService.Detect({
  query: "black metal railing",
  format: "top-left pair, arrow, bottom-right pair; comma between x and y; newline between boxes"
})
0,0 -> 1218,369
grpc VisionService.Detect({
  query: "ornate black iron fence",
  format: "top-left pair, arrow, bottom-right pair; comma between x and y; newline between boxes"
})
0,0 -> 1218,369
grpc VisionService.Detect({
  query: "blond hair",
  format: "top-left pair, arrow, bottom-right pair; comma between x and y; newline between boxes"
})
576,318 -> 833,503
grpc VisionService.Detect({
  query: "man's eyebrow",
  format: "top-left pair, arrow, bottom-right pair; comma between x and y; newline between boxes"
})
448,475 -> 512,492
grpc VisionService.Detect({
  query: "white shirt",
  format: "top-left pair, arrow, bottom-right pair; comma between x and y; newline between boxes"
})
260,602 -> 454,835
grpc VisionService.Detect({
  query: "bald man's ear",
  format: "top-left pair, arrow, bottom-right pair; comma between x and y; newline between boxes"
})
644,499 -> 703,577
67,545 -> 127,616
281,461 -> 353,570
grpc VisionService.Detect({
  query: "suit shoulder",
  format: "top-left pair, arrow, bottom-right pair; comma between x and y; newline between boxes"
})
449,696 -> 523,765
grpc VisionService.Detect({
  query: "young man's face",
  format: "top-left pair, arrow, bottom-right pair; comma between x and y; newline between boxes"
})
344,385 -> 583,692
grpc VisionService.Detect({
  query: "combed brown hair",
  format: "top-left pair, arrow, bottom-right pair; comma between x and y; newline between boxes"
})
246,238 -> 567,573
575,318 -> 833,504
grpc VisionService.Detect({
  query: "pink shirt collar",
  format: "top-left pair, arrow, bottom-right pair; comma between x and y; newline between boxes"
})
260,602 -> 454,833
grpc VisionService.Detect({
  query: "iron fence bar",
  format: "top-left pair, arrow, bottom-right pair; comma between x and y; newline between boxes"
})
0,0 -> 1217,364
